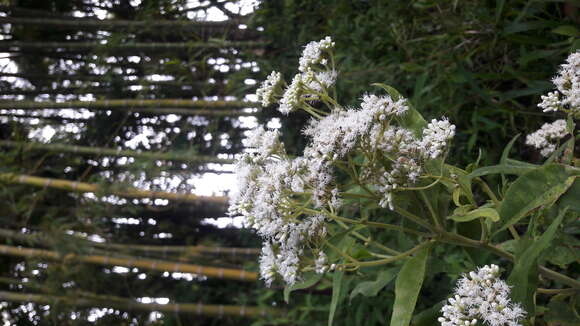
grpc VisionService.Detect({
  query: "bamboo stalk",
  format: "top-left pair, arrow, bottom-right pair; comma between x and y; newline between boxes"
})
0,173 -> 228,204
0,17 -> 245,30
99,244 -> 260,256
0,244 -> 256,282
0,99 -> 257,110
0,228 -> 259,257
0,291 -> 278,317
0,41 -> 266,54
0,140 -> 234,164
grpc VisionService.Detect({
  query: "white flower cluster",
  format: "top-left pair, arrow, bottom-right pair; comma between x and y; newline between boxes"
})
279,73 -> 303,115
298,36 -> 335,72
256,71 -> 282,107
525,119 -> 568,157
439,264 -> 526,326
230,37 -> 457,286
538,51 -> 580,114
420,118 -> 457,159
230,126 -> 330,286
276,37 -> 338,114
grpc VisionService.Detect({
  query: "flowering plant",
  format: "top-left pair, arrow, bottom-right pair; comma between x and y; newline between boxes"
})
230,37 -> 580,325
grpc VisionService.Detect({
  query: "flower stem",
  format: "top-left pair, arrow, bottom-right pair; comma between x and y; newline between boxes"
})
342,240 -> 433,268
438,231 -> 580,290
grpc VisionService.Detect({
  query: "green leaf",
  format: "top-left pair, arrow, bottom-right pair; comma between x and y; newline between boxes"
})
411,301 -> 445,326
328,270 -> 344,326
497,164 -> 575,233
552,25 -> 580,37
449,206 -> 500,223
349,268 -> 397,300
500,134 -> 520,165
545,297 -> 580,325
558,179 -> 580,213
465,164 -> 535,179
283,273 -> 322,303
508,209 -> 566,315
389,244 -> 431,326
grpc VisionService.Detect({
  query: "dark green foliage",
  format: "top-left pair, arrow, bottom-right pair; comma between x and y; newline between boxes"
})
254,0 -> 578,164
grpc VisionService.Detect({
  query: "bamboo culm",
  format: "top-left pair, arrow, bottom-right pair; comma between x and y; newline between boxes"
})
0,228 -> 260,257
0,99 -> 258,110
0,140 -> 234,164
0,291 -> 278,318
0,244 -> 257,282
0,173 -> 228,204
0,17 -> 244,30
0,41 -> 267,54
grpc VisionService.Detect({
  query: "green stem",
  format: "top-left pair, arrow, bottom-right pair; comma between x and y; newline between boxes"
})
419,190 -> 441,228
343,240 -> 433,268
438,231 -> 580,290
301,208 -> 429,237
393,205 -> 434,231
335,220 -> 400,255
324,240 -> 359,264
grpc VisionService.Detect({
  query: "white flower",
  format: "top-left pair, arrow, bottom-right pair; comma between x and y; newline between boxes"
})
279,73 -> 303,114
546,51 -> 580,113
525,119 -> 568,157
256,71 -> 282,107
298,36 -> 335,72
420,118 -> 456,159
360,94 -> 409,118
439,265 -> 526,326
244,126 -> 284,160
301,69 -> 338,93
538,91 -> 560,112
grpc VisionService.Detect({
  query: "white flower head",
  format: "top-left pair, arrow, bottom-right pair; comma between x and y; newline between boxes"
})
547,51 -> 580,113
298,36 -> 335,72
245,125 -> 284,160
360,94 -> 409,119
525,119 -> 569,157
420,118 -> 456,159
439,264 -> 526,326
279,73 -> 303,114
256,71 -> 282,107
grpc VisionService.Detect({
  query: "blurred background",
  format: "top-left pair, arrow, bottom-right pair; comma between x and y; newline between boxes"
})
0,0 -> 577,325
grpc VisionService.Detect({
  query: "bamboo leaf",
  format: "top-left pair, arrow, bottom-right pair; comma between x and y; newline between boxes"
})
507,209 -> 567,315
389,244 -> 431,326
551,25 -> 580,37
497,164 -> 575,233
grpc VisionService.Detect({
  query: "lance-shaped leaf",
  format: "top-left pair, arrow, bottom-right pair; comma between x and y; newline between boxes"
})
507,209 -> 567,315
496,164 -> 575,233
389,244 -> 431,326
